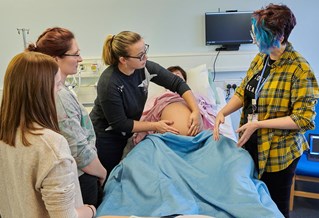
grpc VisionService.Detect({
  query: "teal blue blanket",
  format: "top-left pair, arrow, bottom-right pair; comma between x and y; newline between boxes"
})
97,130 -> 283,218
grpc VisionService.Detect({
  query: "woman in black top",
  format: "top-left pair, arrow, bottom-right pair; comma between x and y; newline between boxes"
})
90,31 -> 202,177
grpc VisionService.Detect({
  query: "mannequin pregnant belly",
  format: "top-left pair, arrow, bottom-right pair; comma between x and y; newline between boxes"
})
160,102 -> 191,136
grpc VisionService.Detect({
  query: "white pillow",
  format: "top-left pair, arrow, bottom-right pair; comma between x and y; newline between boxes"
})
145,64 -> 215,109
147,81 -> 165,100
147,64 -> 215,104
186,64 -> 220,105
187,64 -> 209,94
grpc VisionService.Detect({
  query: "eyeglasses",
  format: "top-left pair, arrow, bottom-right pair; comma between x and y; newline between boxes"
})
63,53 -> 81,57
250,30 -> 256,43
126,44 -> 149,61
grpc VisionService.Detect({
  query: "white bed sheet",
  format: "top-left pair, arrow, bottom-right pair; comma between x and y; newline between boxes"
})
214,87 -> 238,142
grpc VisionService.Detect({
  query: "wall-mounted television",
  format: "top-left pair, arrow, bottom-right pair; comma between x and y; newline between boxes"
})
205,11 -> 253,51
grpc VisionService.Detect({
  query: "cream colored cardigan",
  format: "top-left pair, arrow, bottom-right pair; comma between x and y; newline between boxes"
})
0,127 -> 83,218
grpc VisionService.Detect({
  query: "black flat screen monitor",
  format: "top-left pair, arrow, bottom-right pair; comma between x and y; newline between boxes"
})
309,134 -> 319,155
205,11 -> 253,51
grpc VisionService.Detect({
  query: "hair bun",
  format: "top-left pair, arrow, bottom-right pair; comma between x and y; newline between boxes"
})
26,43 -> 37,51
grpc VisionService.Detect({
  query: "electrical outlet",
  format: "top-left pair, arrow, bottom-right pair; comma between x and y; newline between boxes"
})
79,64 -> 86,71
77,61 -> 102,77
214,79 -> 242,101
223,79 -> 242,91
211,78 -> 243,101
213,79 -> 243,90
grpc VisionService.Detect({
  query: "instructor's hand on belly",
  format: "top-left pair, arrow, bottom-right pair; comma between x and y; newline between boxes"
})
155,120 -> 180,135
213,111 -> 225,141
187,111 -> 202,136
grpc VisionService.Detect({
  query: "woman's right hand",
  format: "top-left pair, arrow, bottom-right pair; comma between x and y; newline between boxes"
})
155,120 -> 180,135
77,204 -> 96,218
213,111 -> 225,141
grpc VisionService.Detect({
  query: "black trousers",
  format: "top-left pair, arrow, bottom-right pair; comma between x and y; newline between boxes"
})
260,157 -> 300,218
96,133 -> 128,183
79,173 -> 102,207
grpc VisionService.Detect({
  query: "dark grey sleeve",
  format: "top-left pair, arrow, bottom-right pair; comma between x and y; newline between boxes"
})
145,60 -> 190,96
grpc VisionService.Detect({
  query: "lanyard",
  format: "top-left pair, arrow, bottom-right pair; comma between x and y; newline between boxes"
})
254,56 -> 270,102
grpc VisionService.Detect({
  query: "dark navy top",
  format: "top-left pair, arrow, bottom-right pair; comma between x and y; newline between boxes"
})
90,60 -> 190,138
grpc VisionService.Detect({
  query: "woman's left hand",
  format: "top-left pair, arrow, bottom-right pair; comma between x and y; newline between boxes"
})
187,111 -> 202,136
236,121 -> 259,147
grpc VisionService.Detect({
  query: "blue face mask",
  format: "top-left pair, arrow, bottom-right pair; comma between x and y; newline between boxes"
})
258,38 -> 281,55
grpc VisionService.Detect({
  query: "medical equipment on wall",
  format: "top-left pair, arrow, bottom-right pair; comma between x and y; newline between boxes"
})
66,61 -> 103,94
17,28 -> 29,49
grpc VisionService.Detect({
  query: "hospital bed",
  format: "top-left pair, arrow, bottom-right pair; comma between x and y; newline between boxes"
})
96,64 -> 283,218
122,64 -> 238,158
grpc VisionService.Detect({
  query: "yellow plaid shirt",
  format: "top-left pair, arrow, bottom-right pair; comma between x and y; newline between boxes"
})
235,43 -> 319,178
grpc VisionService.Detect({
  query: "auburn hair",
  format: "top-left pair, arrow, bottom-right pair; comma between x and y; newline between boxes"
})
26,27 -> 75,57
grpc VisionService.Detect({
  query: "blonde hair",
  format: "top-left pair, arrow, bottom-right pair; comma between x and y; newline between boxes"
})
0,52 -> 59,146
102,31 -> 142,65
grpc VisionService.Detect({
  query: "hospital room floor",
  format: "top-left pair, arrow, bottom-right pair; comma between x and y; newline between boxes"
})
290,181 -> 319,218
290,197 -> 319,218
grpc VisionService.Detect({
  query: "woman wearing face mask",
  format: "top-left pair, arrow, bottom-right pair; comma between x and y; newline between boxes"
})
213,4 -> 319,217
27,27 -> 107,207
90,31 -> 202,177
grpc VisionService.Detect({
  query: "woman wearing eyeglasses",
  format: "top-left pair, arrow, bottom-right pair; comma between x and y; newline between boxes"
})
26,27 -> 107,208
90,31 -> 202,177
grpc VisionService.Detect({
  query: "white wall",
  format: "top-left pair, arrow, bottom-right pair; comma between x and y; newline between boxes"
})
0,0 -> 318,90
